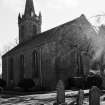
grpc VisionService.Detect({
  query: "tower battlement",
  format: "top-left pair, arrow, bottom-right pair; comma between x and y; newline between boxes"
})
18,0 -> 42,44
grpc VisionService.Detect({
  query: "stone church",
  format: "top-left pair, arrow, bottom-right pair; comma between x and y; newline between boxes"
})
2,0 -> 98,90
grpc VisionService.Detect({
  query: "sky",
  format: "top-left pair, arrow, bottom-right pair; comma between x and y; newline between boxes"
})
0,0 -> 105,73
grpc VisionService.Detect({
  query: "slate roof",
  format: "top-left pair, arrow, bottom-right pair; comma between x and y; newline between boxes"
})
2,14 -> 96,57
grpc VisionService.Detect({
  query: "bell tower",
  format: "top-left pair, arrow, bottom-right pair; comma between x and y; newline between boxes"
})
18,0 -> 42,44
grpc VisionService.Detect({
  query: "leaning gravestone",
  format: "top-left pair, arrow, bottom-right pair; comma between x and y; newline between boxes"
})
89,86 -> 100,105
56,80 -> 65,105
77,89 -> 84,105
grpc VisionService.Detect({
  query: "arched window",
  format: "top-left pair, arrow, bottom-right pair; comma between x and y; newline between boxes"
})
20,55 -> 24,80
21,25 -> 24,39
33,25 -> 37,34
9,58 -> 14,80
31,11 -> 34,17
32,50 -> 39,78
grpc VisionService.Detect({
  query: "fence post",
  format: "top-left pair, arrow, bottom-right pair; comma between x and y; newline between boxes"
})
77,89 -> 84,105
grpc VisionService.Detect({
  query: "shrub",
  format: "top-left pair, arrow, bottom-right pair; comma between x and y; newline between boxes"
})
86,75 -> 102,89
67,77 -> 85,89
67,75 -> 102,90
18,78 -> 35,91
0,79 -> 6,88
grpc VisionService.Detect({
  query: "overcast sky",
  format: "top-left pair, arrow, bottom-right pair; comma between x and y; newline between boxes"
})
0,0 -> 105,73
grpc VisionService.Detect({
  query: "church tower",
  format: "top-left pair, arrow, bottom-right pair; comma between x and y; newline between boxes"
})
18,0 -> 42,44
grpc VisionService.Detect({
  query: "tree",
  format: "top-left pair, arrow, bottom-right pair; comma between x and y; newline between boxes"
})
18,78 -> 35,91
1,37 -> 18,55
0,79 -> 6,88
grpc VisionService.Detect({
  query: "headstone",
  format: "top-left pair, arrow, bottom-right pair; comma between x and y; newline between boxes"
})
56,80 -> 65,105
101,74 -> 105,89
53,102 -> 57,105
40,104 -> 44,105
68,101 -> 75,105
77,89 -> 84,105
89,86 -> 100,105
60,103 -> 67,105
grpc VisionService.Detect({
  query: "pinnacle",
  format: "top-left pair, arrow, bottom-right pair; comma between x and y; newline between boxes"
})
24,0 -> 35,16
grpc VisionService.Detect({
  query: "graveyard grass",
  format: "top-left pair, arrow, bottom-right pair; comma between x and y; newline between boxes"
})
1,89 -> 105,105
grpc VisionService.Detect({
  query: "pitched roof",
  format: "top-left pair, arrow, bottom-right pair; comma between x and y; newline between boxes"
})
3,14 -> 96,57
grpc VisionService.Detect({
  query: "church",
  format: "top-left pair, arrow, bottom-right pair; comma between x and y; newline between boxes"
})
2,0 -> 98,90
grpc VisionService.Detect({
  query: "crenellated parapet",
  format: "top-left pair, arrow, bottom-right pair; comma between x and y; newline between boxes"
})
18,0 -> 42,44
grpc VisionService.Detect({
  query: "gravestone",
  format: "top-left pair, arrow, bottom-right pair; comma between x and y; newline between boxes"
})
89,86 -> 100,105
77,89 -> 84,105
56,80 -> 65,105
101,74 -> 105,89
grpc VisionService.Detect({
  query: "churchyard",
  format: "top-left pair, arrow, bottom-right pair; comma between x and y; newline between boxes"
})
1,80 -> 105,105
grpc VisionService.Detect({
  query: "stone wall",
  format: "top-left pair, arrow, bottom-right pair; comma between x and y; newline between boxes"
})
2,15 -> 97,90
